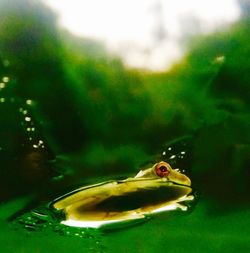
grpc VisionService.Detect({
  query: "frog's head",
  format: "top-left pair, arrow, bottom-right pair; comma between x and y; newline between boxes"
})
134,161 -> 191,187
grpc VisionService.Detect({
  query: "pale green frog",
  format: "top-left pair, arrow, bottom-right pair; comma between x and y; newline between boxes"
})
51,161 -> 194,229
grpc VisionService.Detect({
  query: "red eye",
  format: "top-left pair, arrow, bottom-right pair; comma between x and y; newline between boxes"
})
155,162 -> 171,177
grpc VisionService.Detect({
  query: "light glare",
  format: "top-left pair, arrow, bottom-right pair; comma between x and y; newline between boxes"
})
43,0 -> 240,70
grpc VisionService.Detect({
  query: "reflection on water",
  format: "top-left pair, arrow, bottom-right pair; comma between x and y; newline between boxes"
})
12,205 -> 105,252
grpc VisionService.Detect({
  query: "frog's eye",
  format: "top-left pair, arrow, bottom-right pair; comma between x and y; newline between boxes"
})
155,162 -> 171,177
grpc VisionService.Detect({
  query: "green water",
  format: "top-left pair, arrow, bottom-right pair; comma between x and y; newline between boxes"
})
1,195 -> 250,252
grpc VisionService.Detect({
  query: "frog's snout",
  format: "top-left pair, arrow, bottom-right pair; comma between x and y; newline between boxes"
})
181,174 -> 191,186
170,169 -> 191,186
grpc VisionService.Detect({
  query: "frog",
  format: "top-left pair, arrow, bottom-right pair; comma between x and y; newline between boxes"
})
51,161 -> 194,229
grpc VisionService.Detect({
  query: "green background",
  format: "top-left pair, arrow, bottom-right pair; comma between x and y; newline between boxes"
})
0,0 -> 249,252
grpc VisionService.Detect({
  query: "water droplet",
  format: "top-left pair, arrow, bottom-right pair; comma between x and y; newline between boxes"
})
169,155 -> 176,159
25,117 -> 31,122
2,76 -> 9,82
168,147 -> 172,151
26,99 -> 32,105
0,82 -> 5,88
214,55 -> 225,63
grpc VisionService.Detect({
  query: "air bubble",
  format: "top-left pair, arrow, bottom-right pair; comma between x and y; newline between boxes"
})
214,55 -> 225,63
2,76 -> 9,82
26,99 -> 32,105
25,117 -> 31,122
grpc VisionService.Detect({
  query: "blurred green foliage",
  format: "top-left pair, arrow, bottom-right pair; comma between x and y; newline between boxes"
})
0,0 -> 249,209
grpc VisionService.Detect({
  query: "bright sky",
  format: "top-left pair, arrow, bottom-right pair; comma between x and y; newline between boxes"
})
43,0 -> 240,71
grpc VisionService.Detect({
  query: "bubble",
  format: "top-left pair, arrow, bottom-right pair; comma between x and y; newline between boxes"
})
26,99 -> 32,105
0,98 -> 5,102
2,76 -> 9,82
25,117 -> 31,122
214,55 -> 225,63
0,82 -> 5,88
